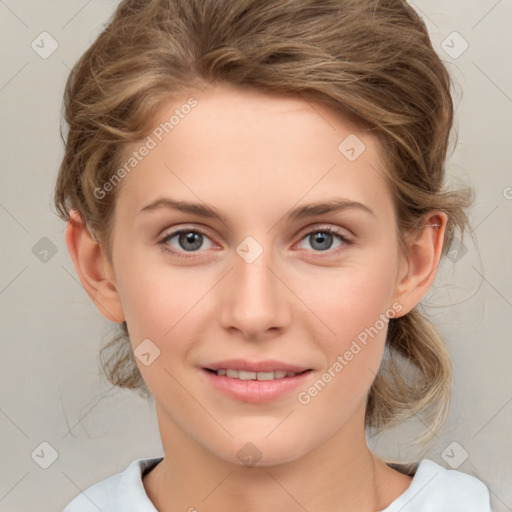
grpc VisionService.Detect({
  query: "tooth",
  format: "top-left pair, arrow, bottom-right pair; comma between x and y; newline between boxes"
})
256,371 -> 275,381
238,370 -> 257,380
219,368 -> 299,380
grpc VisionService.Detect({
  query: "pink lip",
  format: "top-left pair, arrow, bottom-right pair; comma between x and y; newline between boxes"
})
204,359 -> 310,373
201,363 -> 313,404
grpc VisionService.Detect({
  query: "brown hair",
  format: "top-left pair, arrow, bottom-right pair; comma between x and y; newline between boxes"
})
54,0 -> 474,448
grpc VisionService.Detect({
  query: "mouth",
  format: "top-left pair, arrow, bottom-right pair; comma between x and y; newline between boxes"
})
201,360 -> 313,403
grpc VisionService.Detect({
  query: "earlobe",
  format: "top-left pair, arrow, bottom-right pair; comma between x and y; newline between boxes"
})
391,211 -> 448,317
65,209 -> 125,323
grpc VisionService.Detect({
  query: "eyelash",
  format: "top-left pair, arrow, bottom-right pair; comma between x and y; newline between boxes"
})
158,225 -> 354,260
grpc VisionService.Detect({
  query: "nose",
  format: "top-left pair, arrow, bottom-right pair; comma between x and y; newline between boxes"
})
217,239 -> 292,342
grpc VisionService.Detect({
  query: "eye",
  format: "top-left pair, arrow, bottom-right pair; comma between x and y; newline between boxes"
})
158,225 -> 353,260
296,226 -> 353,256
158,227 -> 214,258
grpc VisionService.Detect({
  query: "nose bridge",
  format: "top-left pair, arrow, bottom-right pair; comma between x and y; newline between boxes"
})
218,234 -> 290,338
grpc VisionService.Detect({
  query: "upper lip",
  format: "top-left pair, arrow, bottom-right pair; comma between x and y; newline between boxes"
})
204,359 -> 311,373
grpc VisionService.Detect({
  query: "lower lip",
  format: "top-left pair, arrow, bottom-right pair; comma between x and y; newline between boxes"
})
201,369 -> 312,404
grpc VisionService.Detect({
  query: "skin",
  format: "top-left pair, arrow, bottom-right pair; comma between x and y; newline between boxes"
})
66,81 -> 447,512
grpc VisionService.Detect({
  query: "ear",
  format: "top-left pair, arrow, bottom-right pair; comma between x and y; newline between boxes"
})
391,211 -> 448,317
65,209 -> 125,323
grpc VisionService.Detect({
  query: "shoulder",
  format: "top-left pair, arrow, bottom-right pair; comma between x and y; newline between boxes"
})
62,457 -> 163,512
381,459 -> 492,512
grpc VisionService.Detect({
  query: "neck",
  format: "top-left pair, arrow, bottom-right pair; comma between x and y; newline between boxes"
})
143,402 -> 405,512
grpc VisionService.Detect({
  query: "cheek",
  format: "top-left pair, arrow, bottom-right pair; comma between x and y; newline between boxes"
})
294,254 -> 398,403
115,263 -> 207,395
115,255 -> 207,341
306,261 -> 397,349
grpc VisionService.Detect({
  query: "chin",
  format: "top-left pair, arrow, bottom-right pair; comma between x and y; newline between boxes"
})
208,435 -> 310,468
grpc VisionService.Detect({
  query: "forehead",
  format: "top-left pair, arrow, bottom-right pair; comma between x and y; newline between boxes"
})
114,82 -> 393,225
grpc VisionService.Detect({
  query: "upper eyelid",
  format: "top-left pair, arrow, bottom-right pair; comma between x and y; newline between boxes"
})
160,222 -> 351,236
159,225 -> 216,243
159,223 -> 352,247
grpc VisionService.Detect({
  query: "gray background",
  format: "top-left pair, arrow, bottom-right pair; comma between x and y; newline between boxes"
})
0,1 -> 511,511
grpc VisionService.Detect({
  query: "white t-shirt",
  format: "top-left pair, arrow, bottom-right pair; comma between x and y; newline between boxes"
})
62,457 -> 492,511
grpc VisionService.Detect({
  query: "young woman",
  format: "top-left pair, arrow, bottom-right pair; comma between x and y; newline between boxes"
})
55,0 -> 492,510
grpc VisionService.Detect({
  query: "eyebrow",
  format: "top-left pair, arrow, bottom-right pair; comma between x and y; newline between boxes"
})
138,197 -> 375,223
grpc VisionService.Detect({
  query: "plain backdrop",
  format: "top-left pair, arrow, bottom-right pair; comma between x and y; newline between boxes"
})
0,1 -> 511,511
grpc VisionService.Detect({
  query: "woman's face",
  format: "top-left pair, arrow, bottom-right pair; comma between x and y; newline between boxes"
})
105,82 -> 410,465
